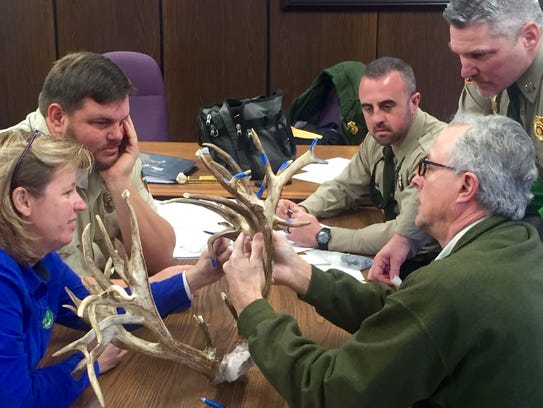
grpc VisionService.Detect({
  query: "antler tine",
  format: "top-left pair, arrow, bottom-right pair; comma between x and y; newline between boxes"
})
267,139 -> 322,205
81,223 -> 115,291
248,128 -> 274,176
199,145 -> 253,192
58,191 -> 254,406
162,196 -> 259,237
200,142 -> 244,174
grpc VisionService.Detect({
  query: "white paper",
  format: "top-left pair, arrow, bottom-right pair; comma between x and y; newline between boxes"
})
292,157 -> 350,184
155,200 -> 226,259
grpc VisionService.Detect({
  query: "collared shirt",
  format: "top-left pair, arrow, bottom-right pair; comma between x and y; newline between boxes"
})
300,108 -> 446,256
458,42 -> 543,176
1,109 -> 158,275
434,217 -> 488,260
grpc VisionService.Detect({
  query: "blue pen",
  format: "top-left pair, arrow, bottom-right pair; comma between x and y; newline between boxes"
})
200,397 -> 225,408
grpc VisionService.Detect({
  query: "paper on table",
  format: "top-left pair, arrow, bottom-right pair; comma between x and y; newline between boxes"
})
292,157 -> 350,184
299,249 -> 372,282
155,200 -> 226,259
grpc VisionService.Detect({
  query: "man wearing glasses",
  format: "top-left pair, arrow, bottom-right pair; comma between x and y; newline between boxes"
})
277,57 -> 446,277
1,52 -> 176,276
224,114 -> 543,406
371,0 -> 543,283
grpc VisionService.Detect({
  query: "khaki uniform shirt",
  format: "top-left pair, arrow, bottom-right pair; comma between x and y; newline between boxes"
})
2,109 -> 157,275
300,108 -> 446,256
458,42 -> 543,176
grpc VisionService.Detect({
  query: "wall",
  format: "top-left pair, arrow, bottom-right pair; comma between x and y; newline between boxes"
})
0,0 -> 462,141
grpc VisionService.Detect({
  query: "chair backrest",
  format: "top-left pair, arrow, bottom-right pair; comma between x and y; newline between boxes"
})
103,51 -> 169,141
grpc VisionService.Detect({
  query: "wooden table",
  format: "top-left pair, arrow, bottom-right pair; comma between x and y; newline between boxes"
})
139,142 -> 359,200
42,209 -> 382,408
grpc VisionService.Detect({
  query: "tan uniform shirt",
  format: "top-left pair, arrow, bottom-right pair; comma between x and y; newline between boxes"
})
2,109 -> 157,275
458,42 -> 543,176
300,108 -> 446,256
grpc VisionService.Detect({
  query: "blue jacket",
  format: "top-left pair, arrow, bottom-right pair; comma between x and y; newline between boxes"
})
0,250 -> 191,407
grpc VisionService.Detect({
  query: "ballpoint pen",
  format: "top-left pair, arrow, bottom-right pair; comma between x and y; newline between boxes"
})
200,397 -> 225,408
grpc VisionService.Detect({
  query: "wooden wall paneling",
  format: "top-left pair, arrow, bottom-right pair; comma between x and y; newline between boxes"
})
377,10 -> 462,122
55,0 -> 161,62
269,3 -> 378,111
162,0 -> 268,142
0,0 -> 56,129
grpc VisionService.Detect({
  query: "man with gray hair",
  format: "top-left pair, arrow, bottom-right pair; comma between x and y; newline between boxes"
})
445,0 -> 543,218
370,0 -> 543,283
223,114 -> 543,406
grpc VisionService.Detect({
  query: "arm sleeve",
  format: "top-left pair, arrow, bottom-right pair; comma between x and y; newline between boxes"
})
236,269 -> 447,408
300,147 -> 373,217
0,257 -> 96,407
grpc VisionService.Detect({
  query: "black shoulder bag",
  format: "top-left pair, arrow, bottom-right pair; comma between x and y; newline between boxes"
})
197,91 -> 297,182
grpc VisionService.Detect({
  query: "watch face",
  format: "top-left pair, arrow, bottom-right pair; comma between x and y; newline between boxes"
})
317,229 -> 331,245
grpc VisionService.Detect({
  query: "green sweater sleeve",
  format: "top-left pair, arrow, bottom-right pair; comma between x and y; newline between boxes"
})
237,268 -> 446,408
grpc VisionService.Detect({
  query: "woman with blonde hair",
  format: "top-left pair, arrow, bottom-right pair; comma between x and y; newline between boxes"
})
0,129 -> 230,406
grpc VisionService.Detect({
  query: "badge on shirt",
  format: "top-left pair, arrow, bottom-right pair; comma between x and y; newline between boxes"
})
42,308 -> 53,329
103,191 -> 115,212
534,115 -> 543,141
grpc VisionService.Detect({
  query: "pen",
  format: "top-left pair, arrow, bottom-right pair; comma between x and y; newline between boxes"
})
200,397 -> 225,408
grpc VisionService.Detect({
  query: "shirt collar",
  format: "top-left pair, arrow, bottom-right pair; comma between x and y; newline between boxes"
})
434,216 -> 488,260
514,41 -> 543,104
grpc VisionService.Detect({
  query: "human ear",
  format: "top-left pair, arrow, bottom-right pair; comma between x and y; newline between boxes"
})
11,187 -> 32,217
458,171 -> 479,203
45,103 -> 68,137
519,22 -> 540,50
409,92 -> 421,114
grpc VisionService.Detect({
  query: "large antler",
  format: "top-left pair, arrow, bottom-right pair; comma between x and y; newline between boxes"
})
165,130 -> 323,296
54,191 -> 252,407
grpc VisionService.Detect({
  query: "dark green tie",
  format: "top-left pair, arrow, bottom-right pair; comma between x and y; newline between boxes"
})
382,146 -> 396,221
507,83 -> 521,124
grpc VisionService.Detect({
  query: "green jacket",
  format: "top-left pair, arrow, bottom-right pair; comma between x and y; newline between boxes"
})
289,61 -> 367,145
238,216 -> 543,407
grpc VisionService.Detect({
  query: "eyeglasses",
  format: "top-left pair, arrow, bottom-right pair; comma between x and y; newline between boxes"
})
9,130 -> 44,192
416,157 -> 457,177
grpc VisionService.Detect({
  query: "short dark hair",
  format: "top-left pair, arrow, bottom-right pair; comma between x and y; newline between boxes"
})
38,51 -> 134,116
362,57 -> 417,96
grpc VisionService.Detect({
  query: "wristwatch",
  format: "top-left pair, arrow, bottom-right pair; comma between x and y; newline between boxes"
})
315,227 -> 332,250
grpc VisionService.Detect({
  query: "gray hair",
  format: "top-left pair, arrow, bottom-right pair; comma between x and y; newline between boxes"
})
38,51 -> 134,116
362,56 -> 417,97
447,114 -> 536,220
443,0 -> 543,40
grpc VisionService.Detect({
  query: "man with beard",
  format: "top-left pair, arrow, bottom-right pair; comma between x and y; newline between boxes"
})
1,52 -> 176,276
369,0 -> 543,285
277,57 -> 446,276
224,114 -> 543,407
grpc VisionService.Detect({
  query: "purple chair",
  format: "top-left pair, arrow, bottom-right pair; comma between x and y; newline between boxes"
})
104,51 -> 169,141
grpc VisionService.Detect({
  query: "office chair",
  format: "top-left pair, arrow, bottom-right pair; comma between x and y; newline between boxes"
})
104,51 -> 170,141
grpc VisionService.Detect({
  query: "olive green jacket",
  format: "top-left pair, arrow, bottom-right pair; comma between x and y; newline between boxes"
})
238,216 -> 543,407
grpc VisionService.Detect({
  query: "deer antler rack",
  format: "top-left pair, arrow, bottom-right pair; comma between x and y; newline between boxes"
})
164,130 -> 324,296
54,190 -> 252,407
